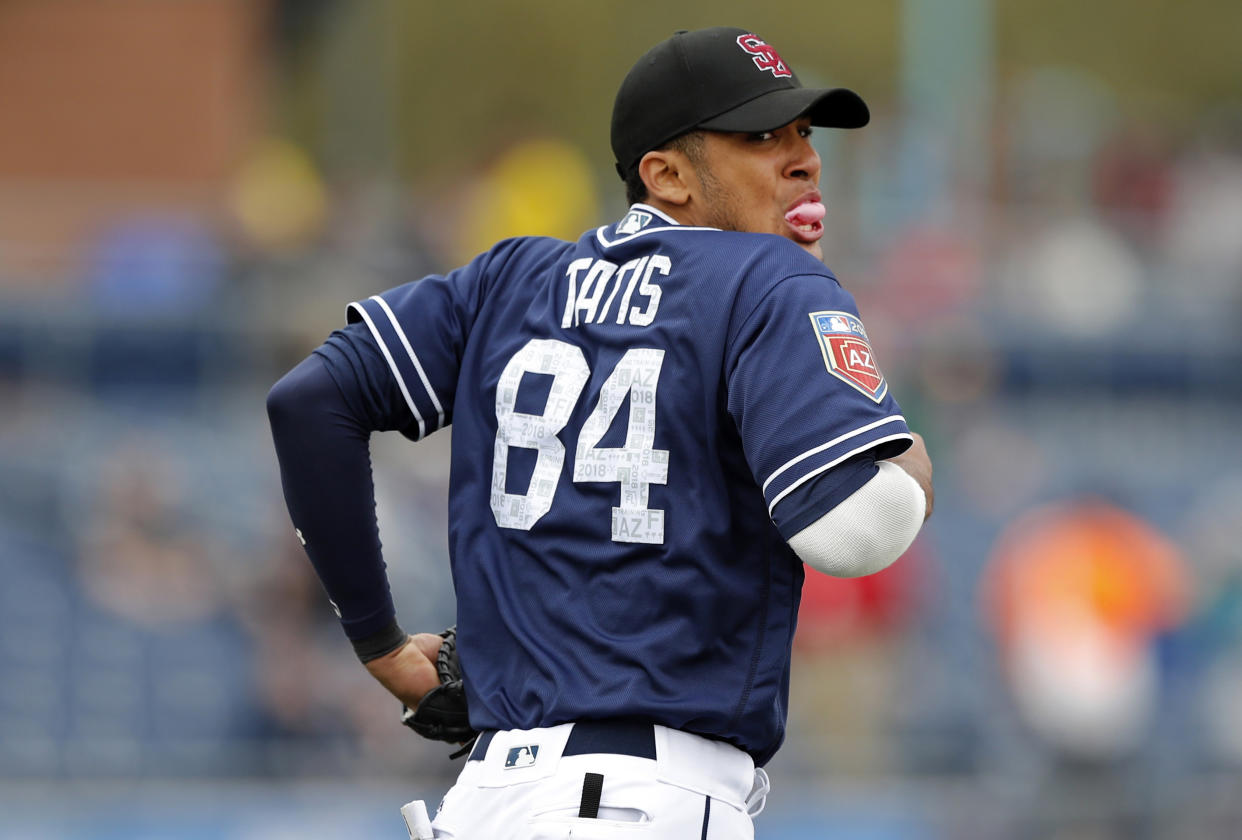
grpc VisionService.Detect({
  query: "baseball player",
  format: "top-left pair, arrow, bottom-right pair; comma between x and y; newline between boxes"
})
268,26 -> 933,839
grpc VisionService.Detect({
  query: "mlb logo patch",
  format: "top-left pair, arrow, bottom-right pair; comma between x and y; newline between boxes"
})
809,311 -> 887,402
504,745 -> 539,769
616,210 -> 652,234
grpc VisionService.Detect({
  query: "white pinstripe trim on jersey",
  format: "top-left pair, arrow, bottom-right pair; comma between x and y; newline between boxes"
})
762,414 -> 908,495
767,432 -> 914,516
597,204 -> 718,247
595,224 -> 721,249
347,301 -> 426,439
368,294 -> 445,428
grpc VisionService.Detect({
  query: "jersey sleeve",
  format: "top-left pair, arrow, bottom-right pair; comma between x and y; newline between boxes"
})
341,244 -> 506,439
726,271 -> 912,537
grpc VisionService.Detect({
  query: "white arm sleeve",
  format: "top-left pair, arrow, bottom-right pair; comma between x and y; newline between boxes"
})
787,460 -> 926,578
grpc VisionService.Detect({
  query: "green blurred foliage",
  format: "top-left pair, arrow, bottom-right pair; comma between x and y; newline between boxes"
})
996,0 -> 1242,120
278,0 -> 900,180
388,0 -> 902,177
275,0 -> 1241,183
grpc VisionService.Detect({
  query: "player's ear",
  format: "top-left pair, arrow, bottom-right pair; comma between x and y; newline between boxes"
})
639,149 -> 692,206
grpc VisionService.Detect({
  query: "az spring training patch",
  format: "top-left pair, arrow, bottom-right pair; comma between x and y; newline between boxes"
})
809,311 -> 887,402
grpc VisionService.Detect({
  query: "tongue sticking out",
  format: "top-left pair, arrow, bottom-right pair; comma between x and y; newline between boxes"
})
785,201 -> 826,227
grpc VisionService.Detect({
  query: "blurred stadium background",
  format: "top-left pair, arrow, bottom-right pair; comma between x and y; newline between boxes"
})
1,1 -> 1240,837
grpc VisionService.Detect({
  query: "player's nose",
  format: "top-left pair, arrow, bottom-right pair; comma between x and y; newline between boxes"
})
785,133 -> 820,183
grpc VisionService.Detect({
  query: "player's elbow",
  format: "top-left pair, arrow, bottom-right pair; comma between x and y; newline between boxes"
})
266,369 -> 300,434
267,355 -> 330,435
788,460 -> 926,578
797,520 -> 917,578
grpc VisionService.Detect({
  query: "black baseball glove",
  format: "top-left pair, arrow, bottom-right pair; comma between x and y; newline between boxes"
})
400,625 -> 477,754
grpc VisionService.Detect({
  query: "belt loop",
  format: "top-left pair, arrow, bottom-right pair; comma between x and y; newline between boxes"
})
467,730 -> 496,762
578,772 -> 604,818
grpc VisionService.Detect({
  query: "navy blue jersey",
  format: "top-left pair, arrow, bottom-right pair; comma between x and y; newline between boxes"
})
333,204 -> 911,765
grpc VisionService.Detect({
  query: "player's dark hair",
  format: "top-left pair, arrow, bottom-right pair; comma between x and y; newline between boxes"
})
624,131 -> 706,206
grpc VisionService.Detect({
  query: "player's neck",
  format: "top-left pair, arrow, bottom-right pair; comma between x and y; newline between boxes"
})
641,197 -> 700,228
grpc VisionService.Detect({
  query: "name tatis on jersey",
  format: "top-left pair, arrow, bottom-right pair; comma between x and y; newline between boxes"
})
561,255 -> 669,328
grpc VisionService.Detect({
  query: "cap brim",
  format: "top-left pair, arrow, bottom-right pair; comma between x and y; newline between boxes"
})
697,87 -> 869,133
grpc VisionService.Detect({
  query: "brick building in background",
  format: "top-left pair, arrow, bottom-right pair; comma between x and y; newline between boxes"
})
0,0 -> 265,290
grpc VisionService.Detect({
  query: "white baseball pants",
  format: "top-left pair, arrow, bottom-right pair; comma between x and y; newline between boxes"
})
427,721 -> 769,839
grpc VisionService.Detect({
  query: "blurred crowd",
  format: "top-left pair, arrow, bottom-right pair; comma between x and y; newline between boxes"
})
1,2 -> 1241,838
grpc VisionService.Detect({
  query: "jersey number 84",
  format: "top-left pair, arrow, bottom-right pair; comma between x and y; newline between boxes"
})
490,338 -> 669,545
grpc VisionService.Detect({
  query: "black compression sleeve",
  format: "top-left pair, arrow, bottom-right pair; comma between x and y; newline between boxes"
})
352,619 -> 409,663
267,353 -> 400,642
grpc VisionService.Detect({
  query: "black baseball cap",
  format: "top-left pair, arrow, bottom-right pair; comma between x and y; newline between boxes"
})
611,26 -> 869,178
